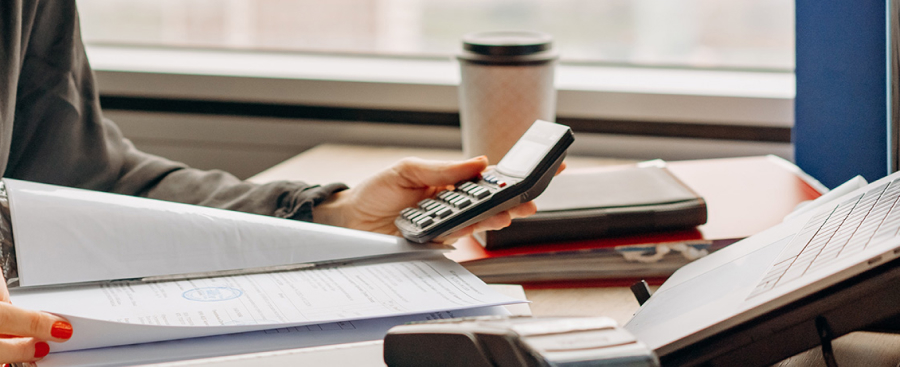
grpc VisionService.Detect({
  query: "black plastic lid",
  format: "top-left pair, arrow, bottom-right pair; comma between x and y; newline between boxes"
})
458,31 -> 557,65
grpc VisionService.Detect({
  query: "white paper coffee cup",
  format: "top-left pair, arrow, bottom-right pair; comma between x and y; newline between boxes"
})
457,31 -> 558,164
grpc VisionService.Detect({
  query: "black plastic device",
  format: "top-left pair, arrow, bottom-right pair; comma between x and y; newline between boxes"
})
395,120 -> 574,244
383,315 -> 659,367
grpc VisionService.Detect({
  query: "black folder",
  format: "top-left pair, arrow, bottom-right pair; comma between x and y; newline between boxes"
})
474,165 -> 708,250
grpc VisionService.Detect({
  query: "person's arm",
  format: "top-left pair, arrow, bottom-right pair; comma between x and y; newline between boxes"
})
5,1 -> 538,234
5,1 -> 345,222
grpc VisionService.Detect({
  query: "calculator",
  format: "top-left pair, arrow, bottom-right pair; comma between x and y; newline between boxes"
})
395,120 -> 574,243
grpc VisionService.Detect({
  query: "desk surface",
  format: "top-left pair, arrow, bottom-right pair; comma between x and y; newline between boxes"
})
243,144 -> 900,367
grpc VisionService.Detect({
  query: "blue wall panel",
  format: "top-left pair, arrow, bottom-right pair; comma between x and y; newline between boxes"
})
794,0 -> 888,188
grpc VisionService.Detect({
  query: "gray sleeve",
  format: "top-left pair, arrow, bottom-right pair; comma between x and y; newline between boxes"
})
0,182 -> 16,285
4,1 -> 347,222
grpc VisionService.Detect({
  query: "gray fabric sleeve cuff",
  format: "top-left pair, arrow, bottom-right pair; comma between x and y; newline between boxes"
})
274,183 -> 349,222
0,181 -> 18,286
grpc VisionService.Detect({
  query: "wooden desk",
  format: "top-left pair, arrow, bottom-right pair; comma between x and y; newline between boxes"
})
249,144 -> 900,367
249,145 -> 640,323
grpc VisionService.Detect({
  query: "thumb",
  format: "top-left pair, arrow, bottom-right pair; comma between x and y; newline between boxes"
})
394,156 -> 488,188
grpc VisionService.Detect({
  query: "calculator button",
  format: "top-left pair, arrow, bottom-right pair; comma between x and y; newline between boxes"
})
458,183 -> 489,199
424,202 -> 452,218
452,197 -> 472,209
415,216 -> 434,227
401,209 -> 420,220
418,199 -> 441,211
434,207 -> 452,218
448,193 -> 465,203
471,187 -> 490,199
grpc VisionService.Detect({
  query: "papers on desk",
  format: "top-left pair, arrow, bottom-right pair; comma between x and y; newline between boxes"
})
5,179 -> 448,287
0,179 -> 523,362
11,256 -> 521,357
44,307 -> 511,367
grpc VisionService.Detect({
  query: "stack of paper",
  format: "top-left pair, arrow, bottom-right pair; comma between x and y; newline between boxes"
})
12,256 -> 520,366
1,179 -> 523,366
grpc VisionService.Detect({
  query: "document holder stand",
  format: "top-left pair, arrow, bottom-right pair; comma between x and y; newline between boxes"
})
659,257 -> 900,367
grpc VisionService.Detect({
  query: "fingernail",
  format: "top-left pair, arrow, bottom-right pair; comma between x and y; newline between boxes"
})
34,341 -> 49,358
51,321 -> 73,339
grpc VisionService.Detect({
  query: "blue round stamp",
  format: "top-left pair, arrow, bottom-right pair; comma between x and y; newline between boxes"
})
182,287 -> 243,302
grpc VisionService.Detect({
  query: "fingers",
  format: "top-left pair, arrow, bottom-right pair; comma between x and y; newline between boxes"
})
0,303 -> 72,343
0,304 -> 73,363
0,338 -> 49,363
0,272 -> 9,303
556,161 -> 567,175
392,156 -> 488,189
438,203 -> 537,244
507,201 -> 538,219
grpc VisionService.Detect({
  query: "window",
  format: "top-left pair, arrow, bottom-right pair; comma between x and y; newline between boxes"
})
78,0 -> 796,167
77,0 -> 793,71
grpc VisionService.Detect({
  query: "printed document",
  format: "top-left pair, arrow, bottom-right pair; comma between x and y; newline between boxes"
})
10,256 -> 522,352
39,306 -> 511,367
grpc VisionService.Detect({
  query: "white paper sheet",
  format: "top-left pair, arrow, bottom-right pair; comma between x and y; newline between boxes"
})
4,179 -> 448,287
10,257 -> 522,352
38,306 -> 510,367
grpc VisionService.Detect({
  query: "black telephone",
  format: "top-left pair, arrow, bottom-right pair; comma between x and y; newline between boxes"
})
395,120 -> 574,244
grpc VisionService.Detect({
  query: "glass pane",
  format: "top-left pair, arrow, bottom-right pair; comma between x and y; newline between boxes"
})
77,0 -> 793,71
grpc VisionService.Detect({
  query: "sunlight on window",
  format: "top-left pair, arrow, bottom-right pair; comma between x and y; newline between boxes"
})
77,0 -> 793,71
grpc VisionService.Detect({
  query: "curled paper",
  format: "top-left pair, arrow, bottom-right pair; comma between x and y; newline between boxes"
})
4,179 -> 448,287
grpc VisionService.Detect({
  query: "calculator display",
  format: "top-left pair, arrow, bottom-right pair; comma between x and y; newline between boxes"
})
496,140 -> 550,178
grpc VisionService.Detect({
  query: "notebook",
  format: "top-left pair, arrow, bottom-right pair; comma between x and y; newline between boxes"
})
625,171 -> 900,366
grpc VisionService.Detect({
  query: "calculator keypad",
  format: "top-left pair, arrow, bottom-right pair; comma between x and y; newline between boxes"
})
419,199 -> 452,219
438,191 -> 472,209
400,207 -> 434,228
397,180 -> 497,229
458,182 -> 491,199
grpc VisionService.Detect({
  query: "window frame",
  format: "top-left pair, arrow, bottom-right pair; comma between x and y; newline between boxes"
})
88,44 -> 794,142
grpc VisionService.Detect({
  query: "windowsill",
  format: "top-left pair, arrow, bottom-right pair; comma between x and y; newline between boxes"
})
87,45 -> 795,128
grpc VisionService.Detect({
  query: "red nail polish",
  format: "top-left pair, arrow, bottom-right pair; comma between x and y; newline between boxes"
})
34,341 -> 49,358
51,321 -> 73,340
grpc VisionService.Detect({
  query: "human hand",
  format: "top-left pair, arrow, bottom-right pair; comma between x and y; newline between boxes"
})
0,274 -> 73,364
313,156 -> 564,244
